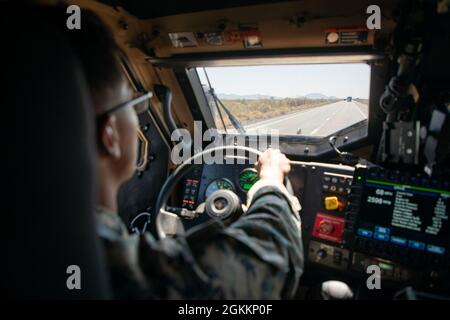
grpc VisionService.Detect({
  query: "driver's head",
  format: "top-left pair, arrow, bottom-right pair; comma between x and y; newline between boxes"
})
46,7 -> 139,188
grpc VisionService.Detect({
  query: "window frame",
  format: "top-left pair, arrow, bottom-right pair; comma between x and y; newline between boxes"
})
151,48 -> 387,157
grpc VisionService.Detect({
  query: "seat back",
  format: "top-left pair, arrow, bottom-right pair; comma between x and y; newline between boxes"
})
1,6 -> 111,299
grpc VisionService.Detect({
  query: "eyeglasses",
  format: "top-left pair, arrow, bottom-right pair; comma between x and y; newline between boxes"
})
97,91 -> 153,118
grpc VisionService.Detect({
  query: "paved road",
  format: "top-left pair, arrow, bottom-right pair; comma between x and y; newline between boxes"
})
244,100 -> 368,136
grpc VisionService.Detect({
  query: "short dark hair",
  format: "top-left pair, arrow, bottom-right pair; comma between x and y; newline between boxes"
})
41,5 -> 126,113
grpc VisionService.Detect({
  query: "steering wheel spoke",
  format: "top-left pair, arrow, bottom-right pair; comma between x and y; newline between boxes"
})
166,206 -> 200,219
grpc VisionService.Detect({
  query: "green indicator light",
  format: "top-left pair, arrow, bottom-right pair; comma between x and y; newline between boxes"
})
366,179 -> 450,195
357,176 -> 362,180
378,262 -> 393,271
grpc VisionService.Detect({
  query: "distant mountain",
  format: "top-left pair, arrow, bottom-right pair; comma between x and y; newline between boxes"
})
217,93 -> 279,100
300,93 -> 325,99
297,92 -> 339,100
217,92 -> 339,100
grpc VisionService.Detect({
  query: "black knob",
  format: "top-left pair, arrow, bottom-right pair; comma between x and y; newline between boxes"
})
317,249 -> 327,260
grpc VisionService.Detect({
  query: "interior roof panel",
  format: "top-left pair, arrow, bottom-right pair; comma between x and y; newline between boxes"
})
99,0 -> 293,19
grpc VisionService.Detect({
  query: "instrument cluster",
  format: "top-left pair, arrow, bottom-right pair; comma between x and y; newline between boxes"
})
179,165 -> 259,211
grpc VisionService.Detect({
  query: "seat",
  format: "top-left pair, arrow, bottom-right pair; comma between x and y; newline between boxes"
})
0,5 -> 111,299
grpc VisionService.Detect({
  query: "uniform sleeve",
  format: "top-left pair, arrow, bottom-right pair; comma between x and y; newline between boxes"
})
138,186 -> 304,299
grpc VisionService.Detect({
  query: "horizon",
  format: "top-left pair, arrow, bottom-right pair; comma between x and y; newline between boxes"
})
198,63 -> 371,99
215,92 -> 358,100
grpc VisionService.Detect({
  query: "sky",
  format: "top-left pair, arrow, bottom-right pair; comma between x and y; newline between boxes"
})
197,63 -> 371,99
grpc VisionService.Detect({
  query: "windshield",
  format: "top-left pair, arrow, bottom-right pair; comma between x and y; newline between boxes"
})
197,63 -> 371,136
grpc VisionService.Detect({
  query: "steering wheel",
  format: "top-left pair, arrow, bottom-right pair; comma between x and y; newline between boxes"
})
155,145 -> 291,239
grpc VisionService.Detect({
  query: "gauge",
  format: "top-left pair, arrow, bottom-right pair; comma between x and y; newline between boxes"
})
239,168 -> 259,192
204,178 -> 234,198
326,32 -> 339,44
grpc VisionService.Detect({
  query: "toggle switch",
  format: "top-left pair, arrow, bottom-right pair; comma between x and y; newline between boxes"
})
325,196 -> 339,210
324,196 -> 346,211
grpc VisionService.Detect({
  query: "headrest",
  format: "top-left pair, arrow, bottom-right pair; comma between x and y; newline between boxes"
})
1,5 -> 111,299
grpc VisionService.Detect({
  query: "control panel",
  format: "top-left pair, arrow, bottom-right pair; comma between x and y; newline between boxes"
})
176,161 -> 450,292
308,240 -> 350,271
343,166 -> 450,289
289,162 -> 355,273
180,167 -> 202,210
312,172 -> 353,245
296,162 -> 450,292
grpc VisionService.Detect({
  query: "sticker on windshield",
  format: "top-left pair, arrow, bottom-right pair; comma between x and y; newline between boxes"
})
225,30 -> 242,43
239,24 -> 263,48
325,25 -> 368,45
243,30 -> 262,48
204,32 -> 225,46
168,32 -> 198,48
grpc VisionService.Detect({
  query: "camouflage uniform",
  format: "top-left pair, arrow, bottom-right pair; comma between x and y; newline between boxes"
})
96,182 -> 304,299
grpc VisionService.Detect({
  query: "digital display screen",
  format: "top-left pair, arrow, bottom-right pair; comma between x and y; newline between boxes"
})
356,178 -> 449,255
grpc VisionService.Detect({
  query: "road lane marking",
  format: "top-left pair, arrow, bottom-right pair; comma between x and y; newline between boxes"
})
310,108 -> 340,135
352,101 -> 368,118
245,101 -> 362,135
246,112 -> 307,131
245,101 -> 341,131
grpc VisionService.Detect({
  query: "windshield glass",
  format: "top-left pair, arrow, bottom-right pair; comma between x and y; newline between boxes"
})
197,63 -> 371,136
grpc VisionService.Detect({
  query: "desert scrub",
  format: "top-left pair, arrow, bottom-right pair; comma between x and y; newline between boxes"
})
214,98 -> 338,129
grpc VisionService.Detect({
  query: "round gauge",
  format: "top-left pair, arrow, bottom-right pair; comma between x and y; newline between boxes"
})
239,168 -> 259,192
204,178 -> 234,198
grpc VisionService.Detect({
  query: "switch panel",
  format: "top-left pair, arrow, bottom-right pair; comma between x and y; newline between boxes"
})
308,240 -> 350,270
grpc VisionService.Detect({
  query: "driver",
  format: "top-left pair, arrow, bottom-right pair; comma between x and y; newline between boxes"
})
48,7 -> 303,299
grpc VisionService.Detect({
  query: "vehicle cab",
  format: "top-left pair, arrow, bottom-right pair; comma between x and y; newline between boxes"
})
3,0 -> 450,300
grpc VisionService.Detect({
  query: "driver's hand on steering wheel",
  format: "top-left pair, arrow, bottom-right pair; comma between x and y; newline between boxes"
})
255,148 -> 291,185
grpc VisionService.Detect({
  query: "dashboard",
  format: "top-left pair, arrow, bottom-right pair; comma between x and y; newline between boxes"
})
177,164 -> 260,227
176,161 -> 450,296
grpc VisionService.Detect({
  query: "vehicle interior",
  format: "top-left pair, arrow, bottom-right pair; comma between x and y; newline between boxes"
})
3,0 -> 450,299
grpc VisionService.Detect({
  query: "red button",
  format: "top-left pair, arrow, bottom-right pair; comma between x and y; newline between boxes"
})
319,221 -> 335,234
